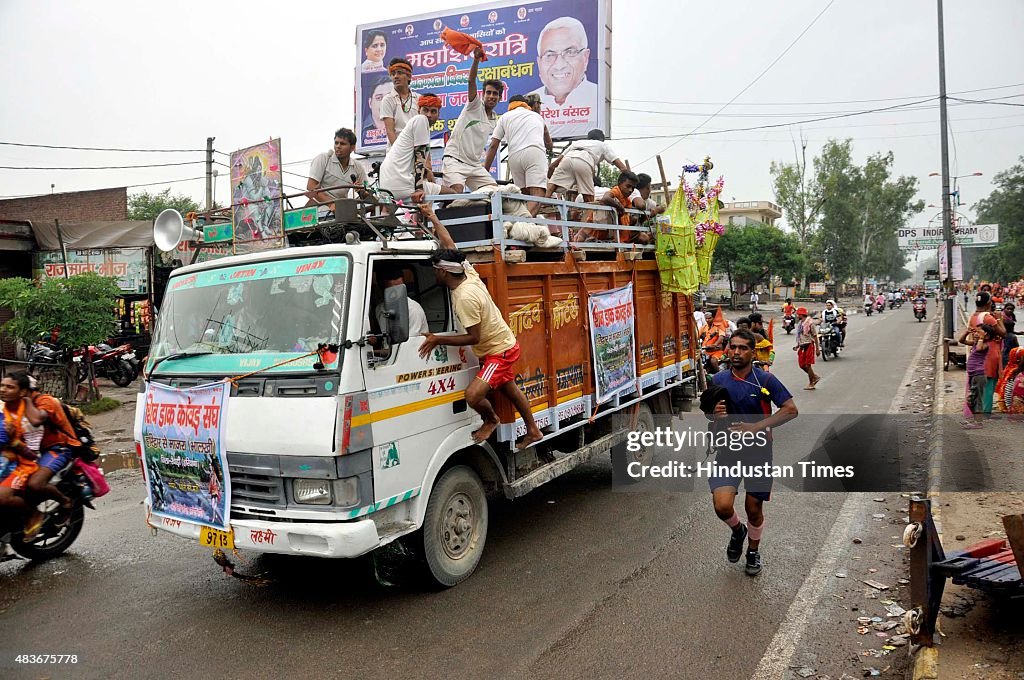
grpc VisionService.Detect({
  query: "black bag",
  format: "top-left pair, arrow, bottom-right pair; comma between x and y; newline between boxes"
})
59,402 -> 101,463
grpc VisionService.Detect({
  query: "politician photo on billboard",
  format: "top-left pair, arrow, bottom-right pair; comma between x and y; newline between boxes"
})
355,0 -> 609,152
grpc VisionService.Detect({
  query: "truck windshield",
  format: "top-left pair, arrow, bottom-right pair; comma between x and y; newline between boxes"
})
151,255 -> 348,375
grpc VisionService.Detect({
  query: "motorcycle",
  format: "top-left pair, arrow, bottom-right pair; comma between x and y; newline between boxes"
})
864,302 -> 874,317
782,314 -> 796,334
875,300 -> 885,314
73,342 -> 138,387
0,461 -> 92,564
818,322 -> 842,361
26,340 -> 67,368
913,300 -> 927,322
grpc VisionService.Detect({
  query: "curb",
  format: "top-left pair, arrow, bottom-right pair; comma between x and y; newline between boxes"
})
912,308 -> 948,680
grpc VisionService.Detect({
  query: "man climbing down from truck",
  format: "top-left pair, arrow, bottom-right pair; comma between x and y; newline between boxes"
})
417,204 -> 545,450
706,328 -> 798,576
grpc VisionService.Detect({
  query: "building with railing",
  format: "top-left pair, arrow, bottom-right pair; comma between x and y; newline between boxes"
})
720,200 -> 782,227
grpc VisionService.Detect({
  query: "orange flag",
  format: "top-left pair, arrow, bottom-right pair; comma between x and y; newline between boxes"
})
440,27 -> 488,60
767,318 -> 775,344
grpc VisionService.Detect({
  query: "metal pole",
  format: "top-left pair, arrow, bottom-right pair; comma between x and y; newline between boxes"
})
205,136 -> 215,211
53,218 -> 71,280
937,0 -> 955,339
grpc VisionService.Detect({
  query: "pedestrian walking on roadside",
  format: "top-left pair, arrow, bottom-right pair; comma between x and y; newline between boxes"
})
794,307 -> 820,389
707,329 -> 798,576
749,290 -> 759,313
959,291 -> 1007,429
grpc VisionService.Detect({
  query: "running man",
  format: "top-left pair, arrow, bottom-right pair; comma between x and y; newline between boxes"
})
709,328 -> 798,575
417,205 -> 544,450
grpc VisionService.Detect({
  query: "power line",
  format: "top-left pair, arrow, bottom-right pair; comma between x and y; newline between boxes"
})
951,96 -> 1024,107
0,160 -> 204,170
0,174 -> 209,200
612,102 -> 943,118
0,141 -> 206,153
611,122 -> 1024,143
616,97 -> 939,142
639,0 -> 837,164
615,81 -> 1024,107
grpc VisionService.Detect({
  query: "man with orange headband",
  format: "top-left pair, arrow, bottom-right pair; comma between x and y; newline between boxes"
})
482,94 -> 548,216
381,58 -> 420,147
442,47 -> 501,194
379,92 -> 456,203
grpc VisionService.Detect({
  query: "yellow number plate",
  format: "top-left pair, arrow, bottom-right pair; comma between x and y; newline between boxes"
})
198,526 -> 234,549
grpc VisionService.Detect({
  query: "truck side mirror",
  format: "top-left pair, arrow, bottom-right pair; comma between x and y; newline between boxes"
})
383,284 -> 410,345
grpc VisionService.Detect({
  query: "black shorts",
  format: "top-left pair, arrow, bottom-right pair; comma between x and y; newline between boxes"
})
707,448 -> 773,501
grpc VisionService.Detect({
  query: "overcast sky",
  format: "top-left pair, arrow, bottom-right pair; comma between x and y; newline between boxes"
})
2,0 -> 1022,231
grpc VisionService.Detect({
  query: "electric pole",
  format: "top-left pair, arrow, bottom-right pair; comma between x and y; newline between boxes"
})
205,136 -> 215,211
937,0 -> 955,339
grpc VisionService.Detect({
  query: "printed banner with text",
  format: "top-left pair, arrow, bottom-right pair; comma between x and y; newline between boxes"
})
141,381 -> 231,530
588,283 -> 637,404
356,0 -> 608,152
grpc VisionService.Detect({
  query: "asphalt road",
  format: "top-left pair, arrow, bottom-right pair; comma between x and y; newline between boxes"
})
1,304 -> 934,680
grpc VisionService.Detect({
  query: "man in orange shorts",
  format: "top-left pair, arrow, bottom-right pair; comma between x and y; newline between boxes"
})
794,307 -> 821,389
417,205 -> 544,450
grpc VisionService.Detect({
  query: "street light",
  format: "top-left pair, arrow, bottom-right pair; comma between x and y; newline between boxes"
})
928,171 -> 983,206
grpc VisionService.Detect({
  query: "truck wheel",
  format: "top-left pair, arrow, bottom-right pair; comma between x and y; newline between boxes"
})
421,465 -> 488,588
611,403 -> 656,483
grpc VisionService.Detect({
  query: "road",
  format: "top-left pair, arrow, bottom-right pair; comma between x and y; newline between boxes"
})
1,304 -> 934,680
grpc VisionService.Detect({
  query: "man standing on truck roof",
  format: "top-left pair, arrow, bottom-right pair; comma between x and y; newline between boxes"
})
381,58 -> 420,147
417,204 -> 544,451
442,47 -> 500,194
482,94 -> 548,216
378,93 -> 457,204
708,328 -> 798,576
545,129 -> 627,205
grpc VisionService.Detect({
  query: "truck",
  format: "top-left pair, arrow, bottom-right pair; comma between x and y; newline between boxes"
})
136,192 -> 700,587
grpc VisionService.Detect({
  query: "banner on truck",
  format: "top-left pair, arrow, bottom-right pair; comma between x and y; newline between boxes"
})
355,0 -> 610,152
230,139 -> 285,255
141,381 -> 231,530
588,283 -> 637,404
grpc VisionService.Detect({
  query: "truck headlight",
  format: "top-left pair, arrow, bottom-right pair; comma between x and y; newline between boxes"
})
293,479 -> 332,505
333,477 -> 359,507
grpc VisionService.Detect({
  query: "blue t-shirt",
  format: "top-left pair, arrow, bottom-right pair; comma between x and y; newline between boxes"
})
711,367 -> 793,417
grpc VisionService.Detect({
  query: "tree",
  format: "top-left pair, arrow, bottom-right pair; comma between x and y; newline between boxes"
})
713,223 -> 806,295
770,133 -> 823,251
812,140 -> 922,287
0,273 -> 122,400
127,188 -> 201,221
974,156 -> 1024,281
597,162 -> 620,189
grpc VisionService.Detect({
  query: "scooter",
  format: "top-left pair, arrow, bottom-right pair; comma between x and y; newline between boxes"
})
864,302 -> 874,317
913,299 -> 927,322
875,300 -> 885,314
782,314 -> 796,334
0,461 -> 92,564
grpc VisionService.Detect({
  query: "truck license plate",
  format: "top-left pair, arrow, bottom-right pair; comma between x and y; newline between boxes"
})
198,526 -> 234,549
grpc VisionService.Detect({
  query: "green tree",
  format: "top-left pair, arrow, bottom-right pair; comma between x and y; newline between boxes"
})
0,273 -> 122,400
127,188 -> 201,220
770,134 -> 823,252
713,224 -> 806,294
974,156 -> 1024,281
597,161 -> 620,189
812,141 -> 922,287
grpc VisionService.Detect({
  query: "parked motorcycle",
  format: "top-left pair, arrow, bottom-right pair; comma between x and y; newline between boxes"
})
73,343 -> 138,387
26,340 -> 67,368
913,300 -> 927,322
818,322 -> 842,361
0,461 -> 92,563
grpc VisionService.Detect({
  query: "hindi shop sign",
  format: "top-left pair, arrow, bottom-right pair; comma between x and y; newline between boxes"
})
34,248 -> 149,294
355,0 -> 610,152
897,223 -> 999,250
141,382 -> 232,530
588,283 -> 637,404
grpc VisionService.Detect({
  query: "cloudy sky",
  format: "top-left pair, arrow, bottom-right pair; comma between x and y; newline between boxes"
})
2,0 -> 1022,230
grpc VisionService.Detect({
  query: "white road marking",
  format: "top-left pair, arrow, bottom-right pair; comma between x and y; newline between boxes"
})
750,310 -> 933,679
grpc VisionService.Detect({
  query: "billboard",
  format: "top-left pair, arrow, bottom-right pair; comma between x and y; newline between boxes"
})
355,0 -> 610,153
35,248 -> 149,294
897,223 -> 999,250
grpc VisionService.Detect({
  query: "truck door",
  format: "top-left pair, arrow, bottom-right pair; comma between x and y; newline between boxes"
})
359,256 -> 479,504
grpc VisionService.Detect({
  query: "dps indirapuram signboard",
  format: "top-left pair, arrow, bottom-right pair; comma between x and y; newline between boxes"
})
897,223 -> 999,250
355,0 -> 611,153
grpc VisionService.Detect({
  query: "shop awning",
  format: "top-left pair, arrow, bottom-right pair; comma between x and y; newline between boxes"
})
31,220 -> 154,250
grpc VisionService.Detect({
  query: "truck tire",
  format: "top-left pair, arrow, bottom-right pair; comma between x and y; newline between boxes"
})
420,465 -> 488,588
611,403 -> 656,483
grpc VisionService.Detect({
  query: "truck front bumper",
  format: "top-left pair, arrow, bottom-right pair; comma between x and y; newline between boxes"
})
147,503 -> 381,558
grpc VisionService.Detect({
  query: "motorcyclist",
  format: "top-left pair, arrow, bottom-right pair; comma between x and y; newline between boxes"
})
820,299 -> 846,348
874,292 -> 885,311
782,298 -> 796,318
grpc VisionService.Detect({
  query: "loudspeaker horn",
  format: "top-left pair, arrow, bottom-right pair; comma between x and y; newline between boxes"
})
154,209 -> 201,252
